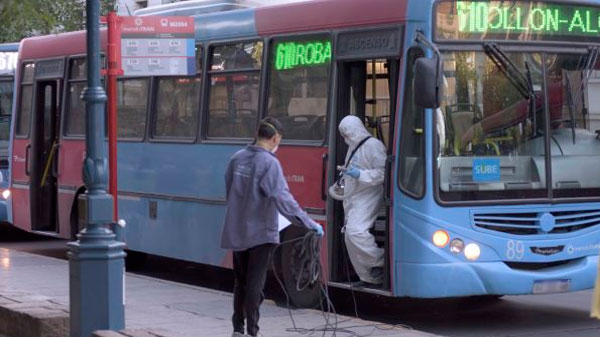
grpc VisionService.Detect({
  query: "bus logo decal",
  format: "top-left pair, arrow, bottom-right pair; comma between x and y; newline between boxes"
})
473,158 -> 500,181
530,246 -> 564,256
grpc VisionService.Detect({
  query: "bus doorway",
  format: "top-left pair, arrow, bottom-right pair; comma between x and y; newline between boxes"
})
329,57 -> 399,291
29,80 -> 60,233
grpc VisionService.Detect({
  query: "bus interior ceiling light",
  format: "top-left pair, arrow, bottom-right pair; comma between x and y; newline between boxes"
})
433,230 -> 450,248
464,243 -> 481,261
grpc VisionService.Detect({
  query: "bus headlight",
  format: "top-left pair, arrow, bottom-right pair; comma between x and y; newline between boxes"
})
450,239 -> 464,254
432,230 -> 450,248
1,189 -> 10,200
464,243 -> 481,261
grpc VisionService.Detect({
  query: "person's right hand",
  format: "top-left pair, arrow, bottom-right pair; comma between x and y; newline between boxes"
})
311,223 -> 324,237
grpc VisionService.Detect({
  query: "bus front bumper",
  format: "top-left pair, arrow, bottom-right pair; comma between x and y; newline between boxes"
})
397,255 -> 598,298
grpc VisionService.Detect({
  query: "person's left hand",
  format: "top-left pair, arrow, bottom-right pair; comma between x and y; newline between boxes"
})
345,167 -> 360,179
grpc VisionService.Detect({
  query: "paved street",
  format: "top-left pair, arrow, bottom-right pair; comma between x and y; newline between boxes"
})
0,225 -> 435,337
1,224 -> 600,337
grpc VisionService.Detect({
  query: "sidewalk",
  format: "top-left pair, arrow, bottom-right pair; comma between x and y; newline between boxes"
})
0,248 -> 440,337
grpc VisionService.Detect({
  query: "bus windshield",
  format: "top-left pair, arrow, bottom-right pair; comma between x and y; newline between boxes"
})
437,50 -> 600,202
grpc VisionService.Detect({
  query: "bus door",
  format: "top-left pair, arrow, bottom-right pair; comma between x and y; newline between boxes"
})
328,27 -> 402,291
29,59 -> 64,233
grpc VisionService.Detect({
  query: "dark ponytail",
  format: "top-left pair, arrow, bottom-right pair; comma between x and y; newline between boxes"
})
257,117 -> 284,140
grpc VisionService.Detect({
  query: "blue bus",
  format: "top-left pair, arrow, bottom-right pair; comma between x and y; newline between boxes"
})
0,42 -> 18,222
10,0 -> 600,305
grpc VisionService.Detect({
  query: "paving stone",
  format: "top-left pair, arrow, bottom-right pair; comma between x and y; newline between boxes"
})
92,331 -> 126,337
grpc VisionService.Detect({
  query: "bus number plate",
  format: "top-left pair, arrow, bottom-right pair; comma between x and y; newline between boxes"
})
532,279 -> 570,294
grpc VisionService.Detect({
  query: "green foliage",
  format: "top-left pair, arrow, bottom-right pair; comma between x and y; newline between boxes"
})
0,0 -> 115,43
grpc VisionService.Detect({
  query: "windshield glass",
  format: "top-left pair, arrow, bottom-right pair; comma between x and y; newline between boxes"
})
437,50 -> 600,202
546,53 -> 600,198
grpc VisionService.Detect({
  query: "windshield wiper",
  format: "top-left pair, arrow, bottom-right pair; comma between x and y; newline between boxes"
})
484,43 -> 538,135
565,75 -> 577,144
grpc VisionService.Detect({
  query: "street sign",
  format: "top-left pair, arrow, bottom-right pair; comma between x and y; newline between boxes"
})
120,16 -> 195,76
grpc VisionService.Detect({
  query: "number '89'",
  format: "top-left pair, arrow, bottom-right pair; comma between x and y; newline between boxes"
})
506,240 -> 524,260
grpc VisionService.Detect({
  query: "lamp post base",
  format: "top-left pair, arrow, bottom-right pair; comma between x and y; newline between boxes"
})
68,224 -> 125,337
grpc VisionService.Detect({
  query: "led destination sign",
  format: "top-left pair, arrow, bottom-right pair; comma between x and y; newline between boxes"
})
435,1 -> 600,42
274,40 -> 331,71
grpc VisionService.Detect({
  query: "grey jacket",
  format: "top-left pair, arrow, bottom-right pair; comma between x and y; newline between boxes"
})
220,145 -> 316,251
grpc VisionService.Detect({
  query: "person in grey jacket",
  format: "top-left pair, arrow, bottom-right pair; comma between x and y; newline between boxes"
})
221,117 -> 323,337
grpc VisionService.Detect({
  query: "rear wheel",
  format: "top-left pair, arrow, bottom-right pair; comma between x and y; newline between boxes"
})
69,190 -> 85,241
280,227 -> 322,308
125,250 -> 148,270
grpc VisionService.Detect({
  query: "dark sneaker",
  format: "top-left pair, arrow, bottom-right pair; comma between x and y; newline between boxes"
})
371,267 -> 384,279
351,280 -> 382,289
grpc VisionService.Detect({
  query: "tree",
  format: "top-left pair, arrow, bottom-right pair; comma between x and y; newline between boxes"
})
0,0 -> 88,43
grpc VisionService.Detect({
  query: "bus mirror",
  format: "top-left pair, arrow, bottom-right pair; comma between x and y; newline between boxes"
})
414,57 -> 442,109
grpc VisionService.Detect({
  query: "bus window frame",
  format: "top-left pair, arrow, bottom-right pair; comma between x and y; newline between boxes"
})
262,32 -> 333,147
432,0 -> 600,48
114,76 -> 151,142
397,47 -> 426,200
148,43 -> 204,144
63,56 -> 88,139
14,61 -> 35,140
15,57 -> 67,139
62,54 -> 107,141
200,38 -> 265,144
430,43 -> 600,207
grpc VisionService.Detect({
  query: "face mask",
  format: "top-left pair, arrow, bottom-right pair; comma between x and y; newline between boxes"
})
271,145 -> 279,153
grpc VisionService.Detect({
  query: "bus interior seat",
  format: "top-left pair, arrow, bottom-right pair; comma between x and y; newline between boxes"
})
277,114 -> 325,140
446,104 -> 481,154
208,111 -> 257,138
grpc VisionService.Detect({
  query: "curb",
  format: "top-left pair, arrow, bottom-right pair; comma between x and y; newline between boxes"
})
93,329 -> 179,337
0,292 -> 68,337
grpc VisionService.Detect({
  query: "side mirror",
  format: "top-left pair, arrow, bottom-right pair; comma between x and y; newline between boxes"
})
414,57 -> 442,109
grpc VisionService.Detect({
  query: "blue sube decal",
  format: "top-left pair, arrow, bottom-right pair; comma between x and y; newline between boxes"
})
473,158 -> 500,182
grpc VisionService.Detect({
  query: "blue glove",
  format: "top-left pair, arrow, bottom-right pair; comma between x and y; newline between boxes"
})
311,223 -> 324,237
345,167 -> 361,179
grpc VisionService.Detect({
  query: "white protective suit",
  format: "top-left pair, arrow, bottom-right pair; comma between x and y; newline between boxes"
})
339,115 -> 386,284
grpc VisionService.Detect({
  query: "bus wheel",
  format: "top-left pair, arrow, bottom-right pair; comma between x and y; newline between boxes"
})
280,227 -> 322,308
70,191 -> 85,241
125,250 -> 148,270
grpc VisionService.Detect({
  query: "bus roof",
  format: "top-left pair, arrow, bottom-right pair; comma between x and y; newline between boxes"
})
20,30 -> 106,60
0,43 -> 19,52
20,0 -> 410,59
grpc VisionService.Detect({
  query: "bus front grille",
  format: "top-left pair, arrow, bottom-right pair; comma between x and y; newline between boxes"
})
472,209 -> 600,235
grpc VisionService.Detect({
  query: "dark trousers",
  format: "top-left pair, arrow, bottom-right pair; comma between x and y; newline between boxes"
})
232,243 -> 274,336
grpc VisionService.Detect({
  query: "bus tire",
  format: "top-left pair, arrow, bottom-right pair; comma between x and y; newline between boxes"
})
280,226 -> 322,308
125,250 -> 148,270
70,188 -> 86,241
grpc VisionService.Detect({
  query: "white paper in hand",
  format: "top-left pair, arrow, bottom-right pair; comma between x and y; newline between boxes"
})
278,213 -> 291,232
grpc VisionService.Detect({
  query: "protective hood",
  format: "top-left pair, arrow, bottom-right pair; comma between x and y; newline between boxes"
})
338,115 -> 372,148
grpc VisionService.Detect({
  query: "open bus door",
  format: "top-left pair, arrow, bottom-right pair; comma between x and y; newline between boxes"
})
327,27 -> 402,294
29,59 -> 63,234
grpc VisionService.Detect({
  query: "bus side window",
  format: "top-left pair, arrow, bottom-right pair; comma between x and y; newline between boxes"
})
65,58 -> 87,136
16,63 -> 35,137
265,37 -> 331,142
398,48 -> 425,198
117,78 -> 149,140
206,41 -> 262,139
152,45 -> 203,140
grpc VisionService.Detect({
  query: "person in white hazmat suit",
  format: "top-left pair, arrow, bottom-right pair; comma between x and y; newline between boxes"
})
338,115 -> 386,286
